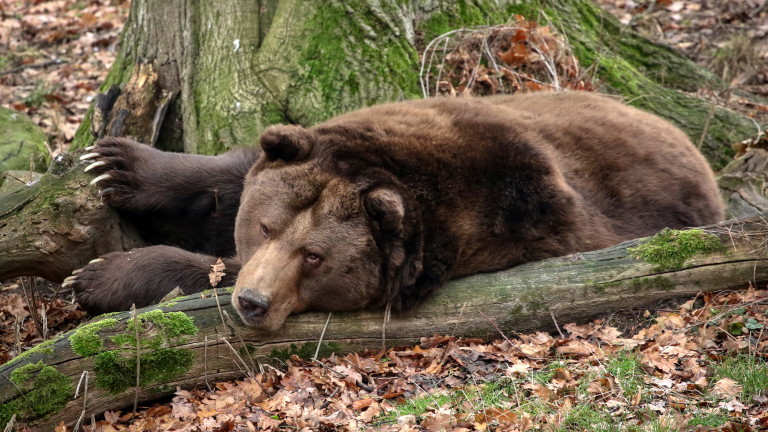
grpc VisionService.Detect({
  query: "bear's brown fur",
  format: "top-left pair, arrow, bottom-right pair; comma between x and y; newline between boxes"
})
71,92 -> 723,330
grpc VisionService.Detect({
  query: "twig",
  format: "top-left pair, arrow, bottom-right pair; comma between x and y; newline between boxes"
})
550,310 -> 565,338
313,312 -> 332,361
478,311 -> 511,344
131,304 -> 140,415
697,98 -> 717,149
2,415 -> 15,432
73,371 -> 89,432
204,336 -> 212,392
222,310 -> 262,375
382,301 -> 392,351
450,303 -> 468,336
221,337 -> 253,377
0,59 -> 67,76
212,288 -> 231,333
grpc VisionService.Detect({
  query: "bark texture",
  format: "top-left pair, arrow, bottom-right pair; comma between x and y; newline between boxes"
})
0,153 -> 145,282
2,215 -> 768,428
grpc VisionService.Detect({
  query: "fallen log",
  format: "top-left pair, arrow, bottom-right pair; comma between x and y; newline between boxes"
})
2,215 -> 768,429
0,153 -> 145,282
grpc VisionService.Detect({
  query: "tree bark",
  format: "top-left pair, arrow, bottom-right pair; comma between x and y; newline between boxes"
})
2,215 -> 768,428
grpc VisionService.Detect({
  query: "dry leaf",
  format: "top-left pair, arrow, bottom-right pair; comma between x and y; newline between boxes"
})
209,258 -> 226,287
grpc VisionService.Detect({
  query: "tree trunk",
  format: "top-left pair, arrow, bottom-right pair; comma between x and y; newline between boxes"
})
2,215 -> 768,428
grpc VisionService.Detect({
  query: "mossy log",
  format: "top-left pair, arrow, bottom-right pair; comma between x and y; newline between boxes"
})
3,216 -> 768,428
0,154 -> 145,282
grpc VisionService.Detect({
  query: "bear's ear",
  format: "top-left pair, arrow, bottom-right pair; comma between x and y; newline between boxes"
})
260,125 -> 315,162
364,188 -> 404,235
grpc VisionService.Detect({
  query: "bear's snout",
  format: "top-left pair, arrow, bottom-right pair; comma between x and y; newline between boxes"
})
237,291 -> 271,318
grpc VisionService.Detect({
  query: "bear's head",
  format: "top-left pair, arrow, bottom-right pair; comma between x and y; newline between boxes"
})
231,125 -> 421,330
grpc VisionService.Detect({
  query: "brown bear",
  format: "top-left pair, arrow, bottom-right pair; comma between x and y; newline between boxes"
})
68,91 -> 724,331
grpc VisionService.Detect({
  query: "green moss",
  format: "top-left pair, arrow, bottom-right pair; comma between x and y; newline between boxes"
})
270,341 -> 342,362
0,106 -> 50,173
628,276 -> 676,292
66,311 -> 198,395
290,1 -> 423,127
2,337 -> 60,368
591,281 -> 622,293
93,347 -> 194,395
0,361 -> 73,424
69,318 -> 118,357
418,1 -> 520,43
628,228 -> 724,271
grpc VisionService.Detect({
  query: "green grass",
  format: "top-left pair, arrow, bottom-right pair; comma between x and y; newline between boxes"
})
381,378 -> 518,423
558,403 -> 621,432
530,361 -> 567,385
23,81 -> 57,108
605,354 -> 645,401
688,411 -> 729,428
711,354 -> 768,403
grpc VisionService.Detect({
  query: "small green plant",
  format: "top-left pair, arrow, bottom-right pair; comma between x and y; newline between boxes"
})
711,354 -> 768,403
688,411 -> 729,428
558,403 -> 619,432
23,81 -> 56,108
605,354 -> 645,401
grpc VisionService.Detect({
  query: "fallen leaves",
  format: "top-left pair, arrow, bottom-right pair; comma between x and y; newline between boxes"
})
420,15 -> 594,98
0,0 -> 130,155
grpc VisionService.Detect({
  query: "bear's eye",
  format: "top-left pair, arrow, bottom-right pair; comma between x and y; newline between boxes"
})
260,224 -> 269,239
304,252 -> 322,266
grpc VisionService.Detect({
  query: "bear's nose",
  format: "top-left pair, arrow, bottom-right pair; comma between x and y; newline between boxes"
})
237,291 -> 271,318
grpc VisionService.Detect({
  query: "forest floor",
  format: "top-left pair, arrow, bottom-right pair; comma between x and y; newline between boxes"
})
1,0 -> 767,431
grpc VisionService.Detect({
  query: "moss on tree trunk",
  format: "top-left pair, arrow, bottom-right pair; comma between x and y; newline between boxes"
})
71,0 -> 761,169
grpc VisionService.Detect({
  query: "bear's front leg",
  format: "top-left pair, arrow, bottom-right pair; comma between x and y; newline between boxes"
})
80,137 -> 260,256
63,246 -> 241,315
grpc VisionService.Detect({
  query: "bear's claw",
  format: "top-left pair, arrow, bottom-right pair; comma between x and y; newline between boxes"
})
84,160 -> 106,172
79,152 -> 100,161
61,275 -> 76,288
89,174 -> 111,185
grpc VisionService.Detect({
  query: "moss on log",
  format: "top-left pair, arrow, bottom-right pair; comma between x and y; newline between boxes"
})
3,216 -> 768,429
0,154 -> 145,282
